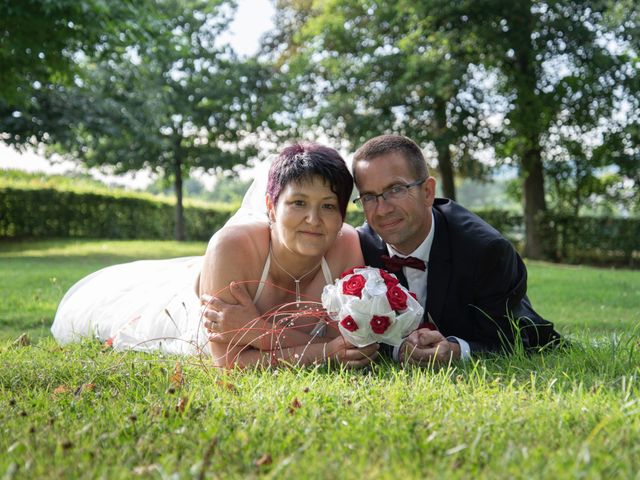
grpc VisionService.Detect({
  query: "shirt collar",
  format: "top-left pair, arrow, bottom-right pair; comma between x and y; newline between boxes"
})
386,211 -> 435,263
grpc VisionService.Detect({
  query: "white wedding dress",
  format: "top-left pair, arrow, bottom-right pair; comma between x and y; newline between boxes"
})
51,256 -> 208,355
51,169 -> 271,355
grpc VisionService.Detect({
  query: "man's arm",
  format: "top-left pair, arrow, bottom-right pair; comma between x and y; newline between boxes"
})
398,239 -> 526,364
463,237 -> 529,353
427,237 -> 554,356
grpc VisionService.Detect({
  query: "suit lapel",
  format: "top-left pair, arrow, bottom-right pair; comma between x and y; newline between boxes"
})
427,208 -> 451,328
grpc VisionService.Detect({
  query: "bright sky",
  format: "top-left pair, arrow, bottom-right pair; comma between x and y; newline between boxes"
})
0,0 -> 276,188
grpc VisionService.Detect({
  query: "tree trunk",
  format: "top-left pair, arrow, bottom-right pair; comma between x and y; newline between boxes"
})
434,100 -> 456,200
173,145 -> 186,242
522,144 -> 546,259
510,2 -> 548,259
436,140 -> 455,200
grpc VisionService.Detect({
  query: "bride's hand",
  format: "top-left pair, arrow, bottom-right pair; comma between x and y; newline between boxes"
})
325,336 -> 379,368
201,282 -> 263,342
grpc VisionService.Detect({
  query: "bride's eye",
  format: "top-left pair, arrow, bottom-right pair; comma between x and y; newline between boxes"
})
291,200 -> 306,207
322,203 -> 337,211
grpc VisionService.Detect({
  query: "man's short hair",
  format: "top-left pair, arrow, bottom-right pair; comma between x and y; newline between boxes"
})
352,134 -> 429,185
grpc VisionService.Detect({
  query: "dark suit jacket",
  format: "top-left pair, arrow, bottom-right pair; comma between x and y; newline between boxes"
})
358,198 -> 561,354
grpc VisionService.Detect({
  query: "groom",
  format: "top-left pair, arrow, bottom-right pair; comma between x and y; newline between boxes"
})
352,134 -> 561,364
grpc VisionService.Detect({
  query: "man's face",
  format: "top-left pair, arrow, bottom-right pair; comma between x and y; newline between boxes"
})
354,152 -> 435,254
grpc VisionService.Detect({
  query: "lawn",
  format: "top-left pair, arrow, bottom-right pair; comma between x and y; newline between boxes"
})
1,240 -> 639,478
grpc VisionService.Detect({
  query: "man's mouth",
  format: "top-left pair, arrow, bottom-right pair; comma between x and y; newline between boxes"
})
377,218 -> 403,230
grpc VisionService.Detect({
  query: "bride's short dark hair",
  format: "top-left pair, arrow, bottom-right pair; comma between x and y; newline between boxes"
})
267,142 -> 353,219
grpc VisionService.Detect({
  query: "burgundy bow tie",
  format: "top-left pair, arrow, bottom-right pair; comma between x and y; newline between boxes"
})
381,254 -> 426,273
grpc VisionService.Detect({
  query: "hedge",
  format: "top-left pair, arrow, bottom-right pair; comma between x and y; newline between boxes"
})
1,187 -> 638,267
537,212 -> 640,267
0,187 -> 234,241
473,208 -> 640,267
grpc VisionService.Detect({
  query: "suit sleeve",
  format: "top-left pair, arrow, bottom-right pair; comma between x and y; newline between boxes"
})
465,237 -> 528,354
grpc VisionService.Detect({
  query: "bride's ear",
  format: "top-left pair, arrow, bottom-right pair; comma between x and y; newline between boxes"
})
265,194 -> 276,224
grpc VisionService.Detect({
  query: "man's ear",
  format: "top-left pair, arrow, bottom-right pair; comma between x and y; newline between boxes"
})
423,177 -> 436,206
266,194 -> 276,223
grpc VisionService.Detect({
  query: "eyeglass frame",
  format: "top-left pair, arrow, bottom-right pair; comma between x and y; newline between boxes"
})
352,178 -> 427,209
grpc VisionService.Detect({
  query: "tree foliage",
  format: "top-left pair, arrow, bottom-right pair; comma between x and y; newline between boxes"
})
428,0 -> 639,257
0,0 -> 151,107
4,0 -> 274,240
264,0 -> 495,200
267,0 -> 639,258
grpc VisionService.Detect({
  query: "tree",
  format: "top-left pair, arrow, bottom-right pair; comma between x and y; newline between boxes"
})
0,0 -> 152,110
267,0 -> 638,258
265,0 -> 493,200
432,0 -> 639,257
207,174 -> 252,203
42,0 -> 272,240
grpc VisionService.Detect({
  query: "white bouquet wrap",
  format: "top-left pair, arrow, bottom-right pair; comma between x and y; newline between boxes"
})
321,266 -> 424,347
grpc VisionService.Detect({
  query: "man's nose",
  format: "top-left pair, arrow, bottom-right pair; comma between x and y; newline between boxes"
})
373,196 -> 394,215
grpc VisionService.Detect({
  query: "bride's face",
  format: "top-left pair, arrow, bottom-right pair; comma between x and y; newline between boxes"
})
267,175 -> 343,258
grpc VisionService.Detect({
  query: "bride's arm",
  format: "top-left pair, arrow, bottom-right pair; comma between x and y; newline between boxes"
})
202,222 -> 364,351
199,224 -> 323,361
214,335 -> 379,369
202,282 -> 331,350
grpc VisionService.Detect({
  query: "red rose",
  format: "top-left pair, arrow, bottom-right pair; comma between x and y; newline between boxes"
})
342,274 -> 366,298
409,291 -> 418,300
379,269 -> 400,287
386,284 -> 408,311
340,266 -> 364,279
370,315 -> 391,334
340,315 -> 359,332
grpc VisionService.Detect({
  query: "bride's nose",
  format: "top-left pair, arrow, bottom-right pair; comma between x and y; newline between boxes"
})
305,206 -> 321,224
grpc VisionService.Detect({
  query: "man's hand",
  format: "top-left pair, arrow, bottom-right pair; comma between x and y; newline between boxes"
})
201,282 -> 262,343
326,336 -> 379,368
400,328 -> 461,366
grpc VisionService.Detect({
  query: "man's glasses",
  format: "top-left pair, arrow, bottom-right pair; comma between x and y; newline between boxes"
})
353,179 -> 426,209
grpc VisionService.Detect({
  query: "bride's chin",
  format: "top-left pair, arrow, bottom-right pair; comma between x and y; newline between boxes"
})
289,241 -> 330,258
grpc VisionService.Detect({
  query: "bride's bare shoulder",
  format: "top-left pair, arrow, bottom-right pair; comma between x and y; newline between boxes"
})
205,221 -> 269,259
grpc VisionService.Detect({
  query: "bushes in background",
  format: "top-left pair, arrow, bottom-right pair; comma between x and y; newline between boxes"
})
1,187 -> 637,266
0,187 -> 233,241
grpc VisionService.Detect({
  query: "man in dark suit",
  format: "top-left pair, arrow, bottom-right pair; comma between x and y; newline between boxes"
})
352,134 -> 561,364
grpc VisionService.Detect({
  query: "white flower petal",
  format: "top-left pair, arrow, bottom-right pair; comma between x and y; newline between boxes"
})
324,266 -> 425,347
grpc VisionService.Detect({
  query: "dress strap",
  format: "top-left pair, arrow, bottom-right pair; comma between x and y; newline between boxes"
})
253,253 -> 271,303
254,255 -> 332,304
308,257 -> 334,338
320,257 -> 333,284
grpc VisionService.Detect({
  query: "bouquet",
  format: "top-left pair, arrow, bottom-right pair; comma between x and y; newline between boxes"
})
321,266 -> 424,347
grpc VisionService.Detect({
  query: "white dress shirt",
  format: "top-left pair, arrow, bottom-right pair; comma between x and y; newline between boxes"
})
388,212 -> 471,362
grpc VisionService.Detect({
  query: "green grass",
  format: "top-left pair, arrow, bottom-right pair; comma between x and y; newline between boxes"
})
1,240 -> 639,479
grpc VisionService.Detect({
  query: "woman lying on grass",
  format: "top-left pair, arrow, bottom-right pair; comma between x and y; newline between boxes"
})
52,143 -> 379,368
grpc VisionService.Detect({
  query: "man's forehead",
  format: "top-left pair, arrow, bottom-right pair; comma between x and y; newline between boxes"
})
354,153 -> 413,187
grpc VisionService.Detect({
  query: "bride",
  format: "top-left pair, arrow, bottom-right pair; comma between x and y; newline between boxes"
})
51,142 -> 379,368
